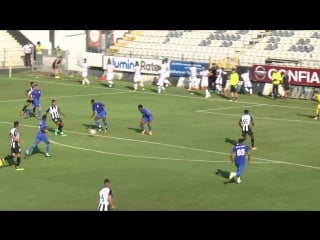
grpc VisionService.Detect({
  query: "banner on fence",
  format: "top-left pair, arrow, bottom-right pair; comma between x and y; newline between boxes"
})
252,64 -> 320,87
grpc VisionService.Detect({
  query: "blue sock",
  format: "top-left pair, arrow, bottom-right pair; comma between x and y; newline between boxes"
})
45,143 -> 50,153
27,144 -> 36,153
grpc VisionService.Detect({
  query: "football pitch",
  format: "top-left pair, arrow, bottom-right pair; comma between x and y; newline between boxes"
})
0,72 -> 319,211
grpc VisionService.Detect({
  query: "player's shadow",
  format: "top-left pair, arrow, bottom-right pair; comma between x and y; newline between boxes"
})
216,168 -> 235,185
147,88 -> 158,93
215,169 -> 229,179
225,137 -> 237,146
188,90 -> 202,96
215,93 -> 229,100
296,113 -> 315,119
99,82 -> 109,88
72,79 -> 82,84
128,127 -> 141,133
1,158 -> 16,168
47,127 -> 56,134
125,86 -> 134,91
83,124 -> 98,130
26,145 -> 45,158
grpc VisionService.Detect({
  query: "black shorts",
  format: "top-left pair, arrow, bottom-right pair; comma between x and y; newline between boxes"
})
242,129 -> 254,138
52,118 -> 62,124
282,84 -> 290,91
230,85 -> 237,92
11,144 -> 21,154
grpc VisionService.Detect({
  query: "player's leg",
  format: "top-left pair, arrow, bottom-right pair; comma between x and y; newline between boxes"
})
235,161 -> 245,183
44,138 -> 51,157
315,104 -> 320,119
248,130 -> 256,149
140,119 -> 146,134
107,73 -> 113,87
242,131 -> 247,141
139,81 -> 144,91
20,100 -> 30,114
102,114 -> 108,132
14,148 -> 24,170
94,116 -> 102,131
133,81 -> 138,91
147,120 -> 152,136
1,151 -> 14,164
25,138 -> 41,158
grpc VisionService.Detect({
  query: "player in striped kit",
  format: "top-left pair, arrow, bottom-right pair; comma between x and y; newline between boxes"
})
97,178 -> 116,211
239,109 -> 256,150
20,81 -> 35,117
45,99 -> 66,136
0,121 -> 24,170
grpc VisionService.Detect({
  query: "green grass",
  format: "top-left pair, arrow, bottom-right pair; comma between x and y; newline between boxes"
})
0,71 -> 319,210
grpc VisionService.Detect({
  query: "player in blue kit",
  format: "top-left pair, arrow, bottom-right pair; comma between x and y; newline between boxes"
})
229,138 -> 251,184
90,99 -> 108,132
24,115 -> 51,158
30,84 -> 42,119
138,104 -> 153,136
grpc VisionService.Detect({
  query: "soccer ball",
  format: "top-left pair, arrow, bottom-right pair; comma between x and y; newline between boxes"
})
89,129 -> 97,135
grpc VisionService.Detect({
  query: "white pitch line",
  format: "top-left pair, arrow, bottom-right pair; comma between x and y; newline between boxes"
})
1,121 -> 320,170
49,140 -> 320,170
199,111 -> 320,124
196,104 -> 265,112
49,140 -> 229,163
2,76 -> 314,110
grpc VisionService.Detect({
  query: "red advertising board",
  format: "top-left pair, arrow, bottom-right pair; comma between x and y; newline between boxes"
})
87,30 -> 102,48
251,65 -> 320,87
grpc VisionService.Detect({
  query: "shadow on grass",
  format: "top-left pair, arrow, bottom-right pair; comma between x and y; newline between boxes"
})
125,86 -> 134,91
225,137 -> 237,146
296,113 -> 315,119
147,87 -> 158,93
23,145 -> 46,159
71,79 -> 82,84
187,90 -> 203,96
128,127 -> 141,133
216,168 -> 235,185
215,93 -> 230,100
83,124 -> 98,130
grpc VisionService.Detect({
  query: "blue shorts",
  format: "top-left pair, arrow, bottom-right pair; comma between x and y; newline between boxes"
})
34,132 -> 49,144
97,111 -> 106,119
33,99 -> 41,108
142,117 -> 152,123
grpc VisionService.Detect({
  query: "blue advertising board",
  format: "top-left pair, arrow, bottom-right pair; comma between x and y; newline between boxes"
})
169,61 -> 209,77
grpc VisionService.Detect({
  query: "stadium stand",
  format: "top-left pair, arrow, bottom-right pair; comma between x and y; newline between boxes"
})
0,31 -> 24,67
113,30 -> 320,70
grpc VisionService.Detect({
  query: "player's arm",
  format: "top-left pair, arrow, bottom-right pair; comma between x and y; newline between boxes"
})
108,191 -> 116,210
44,108 -> 50,116
238,119 -> 242,128
10,134 -> 24,144
251,116 -> 254,127
229,150 -> 235,162
58,108 -> 66,117
89,110 -> 96,120
247,150 -> 251,164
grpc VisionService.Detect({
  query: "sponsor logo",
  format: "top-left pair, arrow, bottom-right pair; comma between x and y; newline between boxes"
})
253,65 -> 266,81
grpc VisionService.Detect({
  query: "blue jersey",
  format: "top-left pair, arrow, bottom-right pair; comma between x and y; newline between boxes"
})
232,143 -> 250,164
140,108 -> 153,121
34,119 -> 49,143
31,89 -> 41,101
92,102 -> 106,114
39,120 -> 47,133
